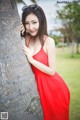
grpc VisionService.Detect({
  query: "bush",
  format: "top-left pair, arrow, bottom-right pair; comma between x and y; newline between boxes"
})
57,42 -> 67,47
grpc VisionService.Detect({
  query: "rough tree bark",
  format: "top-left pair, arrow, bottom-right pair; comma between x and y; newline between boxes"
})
0,0 -> 43,120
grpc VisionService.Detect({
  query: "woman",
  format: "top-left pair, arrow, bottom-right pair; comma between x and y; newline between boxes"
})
20,4 -> 70,120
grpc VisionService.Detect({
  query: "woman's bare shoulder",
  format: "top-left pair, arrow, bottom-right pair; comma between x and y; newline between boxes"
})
45,36 -> 55,47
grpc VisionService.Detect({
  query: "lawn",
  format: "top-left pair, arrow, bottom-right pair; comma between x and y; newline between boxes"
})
56,47 -> 80,120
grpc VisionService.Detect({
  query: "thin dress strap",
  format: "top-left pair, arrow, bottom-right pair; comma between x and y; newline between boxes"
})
26,38 -> 31,47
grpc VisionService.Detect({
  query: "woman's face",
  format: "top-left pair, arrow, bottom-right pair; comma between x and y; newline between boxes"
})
25,13 -> 39,36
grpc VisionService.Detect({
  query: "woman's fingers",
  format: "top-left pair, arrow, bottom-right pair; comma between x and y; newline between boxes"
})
23,45 -> 29,52
23,45 -> 29,49
20,23 -> 25,34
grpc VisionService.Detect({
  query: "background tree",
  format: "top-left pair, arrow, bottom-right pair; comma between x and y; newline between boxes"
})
0,0 -> 43,120
57,1 -> 80,57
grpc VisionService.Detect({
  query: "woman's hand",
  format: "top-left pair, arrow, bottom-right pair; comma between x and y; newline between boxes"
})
23,45 -> 33,63
20,22 -> 25,35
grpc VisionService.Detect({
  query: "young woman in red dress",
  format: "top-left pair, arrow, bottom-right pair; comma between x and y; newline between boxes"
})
20,4 -> 70,120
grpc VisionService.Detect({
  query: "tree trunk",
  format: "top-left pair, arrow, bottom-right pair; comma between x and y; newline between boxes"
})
76,38 -> 79,54
71,40 -> 75,58
0,0 -> 43,120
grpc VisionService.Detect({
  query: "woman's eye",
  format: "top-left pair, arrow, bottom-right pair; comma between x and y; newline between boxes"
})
33,22 -> 37,24
25,23 -> 28,25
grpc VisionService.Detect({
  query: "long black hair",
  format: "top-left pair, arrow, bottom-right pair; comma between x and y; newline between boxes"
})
21,4 -> 48,46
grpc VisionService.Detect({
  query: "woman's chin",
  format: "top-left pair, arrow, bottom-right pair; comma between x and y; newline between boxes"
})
29,32 -> 38,37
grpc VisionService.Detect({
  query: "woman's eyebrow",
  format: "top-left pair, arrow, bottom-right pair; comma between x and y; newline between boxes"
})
25,20 -> 37,22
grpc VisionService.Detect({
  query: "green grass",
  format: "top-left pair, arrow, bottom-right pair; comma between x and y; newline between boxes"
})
56,47 -> 80,120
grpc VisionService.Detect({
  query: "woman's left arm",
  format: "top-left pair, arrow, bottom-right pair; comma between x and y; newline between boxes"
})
23,37 -> 56,76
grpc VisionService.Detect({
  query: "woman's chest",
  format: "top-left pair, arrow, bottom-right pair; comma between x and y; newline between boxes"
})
29,43 -> 42,56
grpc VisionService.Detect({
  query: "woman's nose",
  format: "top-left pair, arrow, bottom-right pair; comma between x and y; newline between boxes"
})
29,24 -> 33,30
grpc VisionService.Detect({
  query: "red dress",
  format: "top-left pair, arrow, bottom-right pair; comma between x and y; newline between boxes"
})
28,37 -> 70,120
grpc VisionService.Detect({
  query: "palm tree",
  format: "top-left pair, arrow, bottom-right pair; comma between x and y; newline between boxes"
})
0,0 -> 43,120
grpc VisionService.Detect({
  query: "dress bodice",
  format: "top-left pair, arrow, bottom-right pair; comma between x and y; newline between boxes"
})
31,47 -> 49,76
